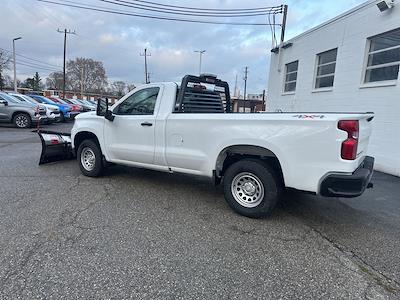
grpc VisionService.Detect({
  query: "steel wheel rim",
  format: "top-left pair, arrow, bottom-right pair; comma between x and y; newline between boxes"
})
81,147 -> 96,171
15,115 -> 28,128
231,172 -> 264,208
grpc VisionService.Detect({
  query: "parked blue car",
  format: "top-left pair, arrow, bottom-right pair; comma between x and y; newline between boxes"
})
29,95 -> 71,122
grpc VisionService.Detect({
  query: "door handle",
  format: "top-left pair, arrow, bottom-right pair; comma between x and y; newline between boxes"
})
141,122 -> 153,127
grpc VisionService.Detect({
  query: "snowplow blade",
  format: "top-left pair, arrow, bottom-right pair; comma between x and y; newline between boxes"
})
36,130 -> 74,165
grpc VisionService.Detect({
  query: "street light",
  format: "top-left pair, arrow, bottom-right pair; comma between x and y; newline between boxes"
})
194,50 -> 206,75
13,37 -> 22,92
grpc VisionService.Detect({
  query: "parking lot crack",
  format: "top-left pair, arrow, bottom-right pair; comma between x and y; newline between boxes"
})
0,235 -> 46,293
310,227 -> 400,296
58,183 -> 112,232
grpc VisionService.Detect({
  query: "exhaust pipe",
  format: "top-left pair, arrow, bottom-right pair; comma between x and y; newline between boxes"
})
36,130 -> 74,164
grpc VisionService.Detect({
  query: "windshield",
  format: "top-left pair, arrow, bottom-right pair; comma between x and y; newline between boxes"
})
21,95 -> 40,104
35,96 -> 56,105
0,93 -> 24,103
60,98 -> 72,105
76,99 -> 87,105
12,94 -> 36,105
22,95 -> 41,104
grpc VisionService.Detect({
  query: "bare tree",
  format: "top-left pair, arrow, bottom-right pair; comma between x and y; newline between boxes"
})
46,71 -> 64,90
127,83 -> 136,92
0,49 -> 12,90
1,74 -> 13,89
112,81 -> 127,97
66,57 -> 108,94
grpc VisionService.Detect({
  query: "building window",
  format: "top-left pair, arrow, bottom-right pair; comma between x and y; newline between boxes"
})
315,48 -> 337,89
364,28 -> 400,83
284,60 -> 298,92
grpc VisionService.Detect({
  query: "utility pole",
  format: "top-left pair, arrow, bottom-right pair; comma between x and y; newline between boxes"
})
194,50 -> 206,75
140,48 -> 151,84
262,89 -> 266,111
57,29 -> 76,98
243,66 -> 248,113
280,5 -> 288,45
12,37 -> 22,92
277,5 -> 288,72
80,65 -> 84,99
233,73 -> 238,97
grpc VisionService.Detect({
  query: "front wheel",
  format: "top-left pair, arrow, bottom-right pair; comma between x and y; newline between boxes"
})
13,113 -> 32,128
223,159 -> 282,218
77,139 -> 103,177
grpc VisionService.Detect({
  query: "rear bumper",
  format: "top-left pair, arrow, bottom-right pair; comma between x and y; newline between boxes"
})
320,156 -> 374,198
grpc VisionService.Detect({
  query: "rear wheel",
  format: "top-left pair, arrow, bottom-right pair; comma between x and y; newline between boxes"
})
223,159 -> 282,218
60,113 -> 66,123
13,113 -> 32,129
77,139 -> 103,177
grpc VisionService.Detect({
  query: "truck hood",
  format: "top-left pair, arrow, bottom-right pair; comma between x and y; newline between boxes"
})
75,111 -> 96,119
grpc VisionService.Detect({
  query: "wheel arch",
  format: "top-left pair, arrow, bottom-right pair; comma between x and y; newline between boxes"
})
12,111 -> 31,121
74,131 -> 101,153
215,145 -> 285,186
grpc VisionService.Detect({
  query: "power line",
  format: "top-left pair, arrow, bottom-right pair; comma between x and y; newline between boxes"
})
101,0 -> 282,17
0,47 -> 62,69
37,0 -> 282,26
119,0 -> 280,12
12,59 -> 61,72
12,61 -> 61,72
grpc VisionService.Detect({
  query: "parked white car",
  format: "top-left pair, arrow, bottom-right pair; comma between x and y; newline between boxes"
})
40,75 -> 375,217
8,92 -> 61,123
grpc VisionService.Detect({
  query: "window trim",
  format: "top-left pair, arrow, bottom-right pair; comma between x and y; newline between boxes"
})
282,60 -> 299,94
112,85 -> 163,116
313,48 -> 338,90
361,29 -> 400,86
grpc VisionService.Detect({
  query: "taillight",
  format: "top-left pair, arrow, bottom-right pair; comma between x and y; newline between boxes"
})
338,120 -> 359,160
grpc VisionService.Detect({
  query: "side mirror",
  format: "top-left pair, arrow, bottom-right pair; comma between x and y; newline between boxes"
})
96,97 -> 114,121
105,109 -> 115,122
96,98 -> 107,116
0,99 -> 8,107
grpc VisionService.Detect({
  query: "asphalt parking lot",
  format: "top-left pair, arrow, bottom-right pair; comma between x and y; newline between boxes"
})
0,122 -> 399,299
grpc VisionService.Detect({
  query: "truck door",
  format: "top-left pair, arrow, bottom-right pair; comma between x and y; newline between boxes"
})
104,86 -> 161,165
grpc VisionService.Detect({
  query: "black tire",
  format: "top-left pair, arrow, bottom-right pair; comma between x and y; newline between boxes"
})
60,113 -> 66,123
77,139 -> 103,177
223,159 -> 282,218
13,113 -> 32,129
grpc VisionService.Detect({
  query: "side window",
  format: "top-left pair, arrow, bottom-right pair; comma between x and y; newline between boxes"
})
364,28 -> 400,83
115,87 -> 160,115
314,48 -> 338,89
284,60 -> 298,93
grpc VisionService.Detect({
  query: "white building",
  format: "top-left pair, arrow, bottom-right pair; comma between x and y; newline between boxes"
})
267,0 -> 400,176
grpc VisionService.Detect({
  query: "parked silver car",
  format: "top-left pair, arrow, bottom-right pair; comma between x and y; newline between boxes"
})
0,92 -> 47,128
8,92 -> 61,123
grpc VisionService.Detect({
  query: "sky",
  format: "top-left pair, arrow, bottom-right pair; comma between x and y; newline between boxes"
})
0,0 -> 365,94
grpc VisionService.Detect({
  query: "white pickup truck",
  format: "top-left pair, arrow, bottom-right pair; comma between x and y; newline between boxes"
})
39,74 -> 375,217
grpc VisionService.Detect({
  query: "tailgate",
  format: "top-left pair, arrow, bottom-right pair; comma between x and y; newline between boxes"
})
357,114 -> 374,158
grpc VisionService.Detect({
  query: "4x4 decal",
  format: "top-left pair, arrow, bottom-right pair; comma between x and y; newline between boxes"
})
292,114 -> 325,119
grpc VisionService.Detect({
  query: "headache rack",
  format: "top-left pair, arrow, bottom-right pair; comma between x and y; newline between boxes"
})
175,74 -> 232,113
